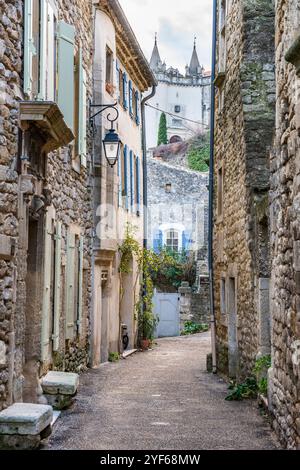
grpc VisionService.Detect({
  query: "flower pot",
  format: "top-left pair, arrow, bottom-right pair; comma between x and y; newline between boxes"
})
140,339 -> 150,350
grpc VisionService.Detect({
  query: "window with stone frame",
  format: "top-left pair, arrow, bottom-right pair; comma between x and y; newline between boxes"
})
217,164 -> 224,218
218,0 -> 227,73
166,229 -> 179,252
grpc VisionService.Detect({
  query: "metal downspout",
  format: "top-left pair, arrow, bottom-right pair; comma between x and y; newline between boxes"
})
209,0 -> 217,373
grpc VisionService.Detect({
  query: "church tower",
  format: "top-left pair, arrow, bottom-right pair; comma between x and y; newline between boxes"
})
187,38 -> 202,77
146,34 -> 211,149
150,33 -> 162,71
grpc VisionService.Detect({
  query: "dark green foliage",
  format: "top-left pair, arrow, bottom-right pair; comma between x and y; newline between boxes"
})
225,355 -> 272,401
157,112 -> 168,146
150,248 -> 196,291
225,377 -> 258,401
181,321 -> 209,336
187,133 -> 210,172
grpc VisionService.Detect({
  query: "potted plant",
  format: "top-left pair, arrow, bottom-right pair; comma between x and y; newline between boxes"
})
140,310 -> 159,350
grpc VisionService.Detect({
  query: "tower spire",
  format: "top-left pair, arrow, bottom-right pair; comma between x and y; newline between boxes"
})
189,36 -> 201,75
150,33 -> 162,71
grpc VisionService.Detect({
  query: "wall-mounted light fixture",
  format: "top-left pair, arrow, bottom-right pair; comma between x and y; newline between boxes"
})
89,101 -> 121,167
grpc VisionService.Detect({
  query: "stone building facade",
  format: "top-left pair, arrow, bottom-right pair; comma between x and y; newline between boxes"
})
213,0 -> 275,378
147,154 -> 209,324
91,0 -> 156,366
213,0 -> 300,448
269,0 -> 300,450
0,0 -> 94,409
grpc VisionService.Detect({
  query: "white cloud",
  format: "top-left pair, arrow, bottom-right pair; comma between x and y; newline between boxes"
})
118,0 -> 213,72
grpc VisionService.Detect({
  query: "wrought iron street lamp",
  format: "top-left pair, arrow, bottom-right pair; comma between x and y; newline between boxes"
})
89,101 -> 121,167
102,127 -> 121,168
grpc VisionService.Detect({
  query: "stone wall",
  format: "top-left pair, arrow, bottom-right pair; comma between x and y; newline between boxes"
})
213,0 -> 275,379
0,0 -> 94,409
270,0 -> 300,450
0,0 -> 23,410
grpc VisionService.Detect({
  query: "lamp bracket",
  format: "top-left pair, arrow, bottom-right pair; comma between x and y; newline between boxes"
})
89,100 -> 119,129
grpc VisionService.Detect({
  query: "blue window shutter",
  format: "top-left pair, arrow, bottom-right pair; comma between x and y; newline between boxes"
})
153,230 -> 163,253
118,151 -> 122,207
124,145 -> 128,209
23,0 -> 36,96
57,21 -> 75,131
129,80 -> 133,117
116,59 -> 120,100
136,156 -> 141,214
130,151 -> 134,210
182,231 -> 192,252
135,91 -> 140,125
123,72 -> 128,110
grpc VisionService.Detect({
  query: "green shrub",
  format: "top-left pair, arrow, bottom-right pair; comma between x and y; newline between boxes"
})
108,352 -> 120,362
181,321 -> 209,336
187,134 -> 210,172
225,377 -> 258,401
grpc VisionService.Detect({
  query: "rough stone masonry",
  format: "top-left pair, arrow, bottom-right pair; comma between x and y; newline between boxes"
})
270,0 -> 300,450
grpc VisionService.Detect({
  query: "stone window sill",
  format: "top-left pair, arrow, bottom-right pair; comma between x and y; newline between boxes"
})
19,101 -> 75,153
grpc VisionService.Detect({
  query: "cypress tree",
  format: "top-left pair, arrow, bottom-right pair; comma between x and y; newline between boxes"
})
157,112 -> 168,146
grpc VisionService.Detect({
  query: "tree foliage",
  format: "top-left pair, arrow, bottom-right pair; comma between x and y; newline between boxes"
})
157,112 -> 168,146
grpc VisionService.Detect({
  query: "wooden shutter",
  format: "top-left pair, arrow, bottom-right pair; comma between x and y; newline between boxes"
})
136,156 -> 141,214
78,48 -> 87,167
23,0 -> 36,96
65,230 -> 76,340
130,151 -> 134,210
38,0 -> 47,100
77,236 -> 84,336
135,91 -> 140,125
129,80 -> 133,117
41,207 -> 55,362
57,21 -> 75,131
52,220 -> 62,351
123,72 -> 128,110
124,145 -> 129,210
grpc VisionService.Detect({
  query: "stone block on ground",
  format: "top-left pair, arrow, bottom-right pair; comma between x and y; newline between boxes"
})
41,371 -> 79,395
41,371 -> 79,410
0,403 -> 53,450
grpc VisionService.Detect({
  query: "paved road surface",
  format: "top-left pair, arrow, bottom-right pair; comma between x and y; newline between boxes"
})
45,333 -> 278,450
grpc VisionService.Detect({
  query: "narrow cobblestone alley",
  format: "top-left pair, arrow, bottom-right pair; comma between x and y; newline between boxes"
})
45,333 -> 278,450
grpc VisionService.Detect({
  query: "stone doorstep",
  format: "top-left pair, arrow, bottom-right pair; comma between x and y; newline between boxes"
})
0,403 -> 53,436
122,349 -> 137,359
41,371 -> 79,396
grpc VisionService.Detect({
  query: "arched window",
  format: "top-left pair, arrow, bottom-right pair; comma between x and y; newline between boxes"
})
166,229 -> 179,252
169,135 -> 182,144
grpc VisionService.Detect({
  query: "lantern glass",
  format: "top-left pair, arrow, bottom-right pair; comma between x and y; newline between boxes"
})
102,129 -> 121,167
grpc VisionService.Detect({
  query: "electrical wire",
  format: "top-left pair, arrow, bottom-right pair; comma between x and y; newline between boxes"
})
145,102 -> 210,128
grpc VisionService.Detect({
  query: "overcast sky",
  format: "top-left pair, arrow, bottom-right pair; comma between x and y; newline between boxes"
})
119,0 -> 213,73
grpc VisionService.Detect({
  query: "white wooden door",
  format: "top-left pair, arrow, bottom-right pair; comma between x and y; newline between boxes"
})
154,291 -> 180,338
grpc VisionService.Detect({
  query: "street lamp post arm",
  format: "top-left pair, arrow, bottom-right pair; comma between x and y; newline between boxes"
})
89,101 -> 119,128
